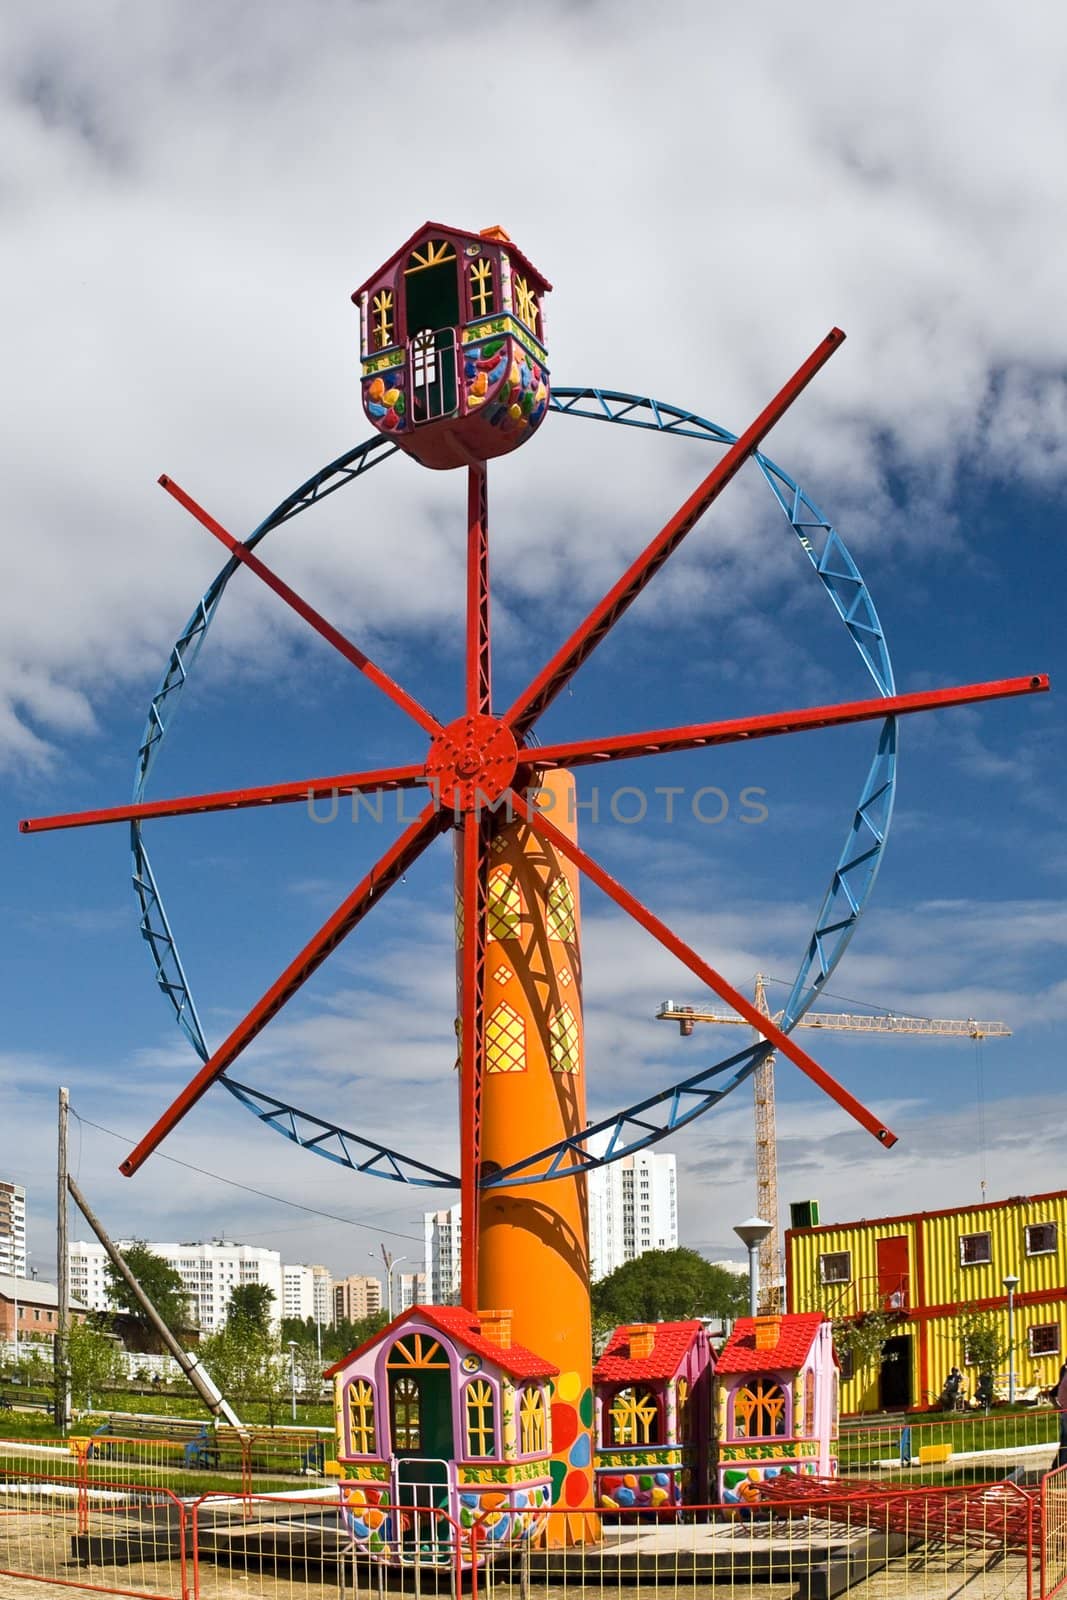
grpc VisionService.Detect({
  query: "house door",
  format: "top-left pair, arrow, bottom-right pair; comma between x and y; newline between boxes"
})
388,1347 -> 455,1542
878,1335 -> 912,1412
404,243 -> 459,420
876,1235 -> 909,1311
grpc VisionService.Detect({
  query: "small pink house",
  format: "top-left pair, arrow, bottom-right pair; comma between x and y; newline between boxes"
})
593,1321 -> 714,1510
714,1312 -> 838,1506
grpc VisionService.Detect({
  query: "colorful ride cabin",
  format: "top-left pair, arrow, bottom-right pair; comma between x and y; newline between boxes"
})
353,222 -> 551,470
714,1312 -> 838,1508
593,1321 -> 713,1511
325,1304 -> 556,1565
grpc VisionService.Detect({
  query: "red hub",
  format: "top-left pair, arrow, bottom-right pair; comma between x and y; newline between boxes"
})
426,714 -> 519,813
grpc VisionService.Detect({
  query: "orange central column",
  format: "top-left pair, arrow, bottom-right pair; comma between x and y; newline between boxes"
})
477,772 -> 598,1541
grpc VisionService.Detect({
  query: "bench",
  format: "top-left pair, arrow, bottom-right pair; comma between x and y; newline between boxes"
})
89,1413 -> 221,1468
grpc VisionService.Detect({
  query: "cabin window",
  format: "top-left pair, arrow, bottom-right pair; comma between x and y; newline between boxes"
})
676,1375 -> 690,1439
732,1380 -> 787,1439
513,274 -> 539,336
468,258 -> 495,319
819,1252 -> 851,1284
486,1003 -> 526,1074
1029,1324 -> 1061,1357
465,1379 -> 496,1457
404,240 -> 460,336
546,876 -> 576,942
371,288 -> 395,350
387,1332 -> 450,1369
346,1378 -> 377,1456
391,1375 -> 421,1451
488,868 -> 522,938
1026,1222 -> 1057,1256
959,1232 -> 992,1267
519,1386 -> 546,1454
549,1005 -> 580,1074
803,1370 -> 816,1436
609,1386 -> 660,1446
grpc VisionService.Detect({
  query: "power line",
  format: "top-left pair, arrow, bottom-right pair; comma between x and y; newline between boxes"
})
69,1108 -> 425,1245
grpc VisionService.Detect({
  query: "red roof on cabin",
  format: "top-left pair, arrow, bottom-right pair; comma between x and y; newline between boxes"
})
351,221 -> 552,300
323,1304 -> 558,1382
715,1313 -> 827,1375
593,1321 -> 706,1384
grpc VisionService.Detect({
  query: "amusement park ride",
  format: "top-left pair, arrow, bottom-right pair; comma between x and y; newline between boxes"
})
21,222 -> 1048,1542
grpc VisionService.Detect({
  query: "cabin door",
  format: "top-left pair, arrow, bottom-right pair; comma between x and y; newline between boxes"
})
404,243 -> 460,422
389,1364 -> 455,1542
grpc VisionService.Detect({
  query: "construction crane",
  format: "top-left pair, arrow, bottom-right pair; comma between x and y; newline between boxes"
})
656,978 -> 1010,1314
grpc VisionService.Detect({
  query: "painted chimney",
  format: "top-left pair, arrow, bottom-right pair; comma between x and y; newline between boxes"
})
477,1309 -> 513,1349
627,1324 -> 656,1359
754,1315 -> 781,1351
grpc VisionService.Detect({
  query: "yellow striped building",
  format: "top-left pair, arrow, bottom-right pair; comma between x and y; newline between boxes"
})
785,1189 -> 1067,1414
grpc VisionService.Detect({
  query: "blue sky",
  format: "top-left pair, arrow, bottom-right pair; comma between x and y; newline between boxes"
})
2,0 -> 1064,1289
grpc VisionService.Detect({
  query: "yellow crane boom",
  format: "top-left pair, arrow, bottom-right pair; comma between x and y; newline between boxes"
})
656,979 -> 1010,1313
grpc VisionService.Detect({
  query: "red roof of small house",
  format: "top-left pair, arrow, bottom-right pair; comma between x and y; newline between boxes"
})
351,221 -> 552,299
593,1321 -> 706,1384
715,1313 -> 827,1376
323,1304 -> 559,1382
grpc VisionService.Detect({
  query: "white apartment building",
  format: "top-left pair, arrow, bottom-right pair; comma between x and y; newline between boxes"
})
424,1203 -> 461,1304
68,1239 -> 284,1333
282,1263 -> 334,1324
396,1270 -> 427,1314
587,1147 -> 678,1282
0,1183 -> 27,1278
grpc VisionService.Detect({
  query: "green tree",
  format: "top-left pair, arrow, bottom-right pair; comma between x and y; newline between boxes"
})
832,1311 -> 898,1413
592,1248 -> 749,1326
198,1321 -> 289,1422
226,1283 -> 275,1334
959,1307 -> 1011,1380
104,1244 -> 191,1341
68,1318 -> 124,1410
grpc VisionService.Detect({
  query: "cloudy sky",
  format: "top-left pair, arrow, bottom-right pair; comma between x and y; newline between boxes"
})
3,1 -> 1064,1295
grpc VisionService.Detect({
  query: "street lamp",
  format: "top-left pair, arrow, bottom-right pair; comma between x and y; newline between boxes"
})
288,1340 -> 298,1423
370,1252 -> 409,1321
1002,1274 -> 1020,1405
734,1217 -> 773,1319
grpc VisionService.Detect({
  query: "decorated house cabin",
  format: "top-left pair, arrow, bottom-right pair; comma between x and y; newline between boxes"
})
352,222 -> 551,470
325,1305 -> 556,1564
714,1312 -> 838,1508
593,1321 -> 714,1511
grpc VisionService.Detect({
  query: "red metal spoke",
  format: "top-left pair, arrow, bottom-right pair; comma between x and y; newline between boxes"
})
504,329 -> 845,739
524,674 -> 1050,772
509,788 -> 897,1149
159,475 -> 441,738
458,810 -> 490,1308
119,799 -> 447,1177
19,763 -> 429,834
466,463 -> 491,719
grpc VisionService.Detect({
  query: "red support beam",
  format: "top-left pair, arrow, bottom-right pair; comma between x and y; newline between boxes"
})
509,789 -> 898,1149
159,476 -> 442,737
466,464 -> 491,720
458,812 -> 489,1309
119,801 -> 447,1176
525,675 -> 1050,771
504,329 -> 846,738
19,762 -> 429,834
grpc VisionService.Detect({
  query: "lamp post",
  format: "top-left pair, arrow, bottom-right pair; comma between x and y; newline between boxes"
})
1002,1273 -> 1019,1405
371,1251 -> 408,1321
288,1339 -> 298,1423
734,1217 -> 773,1319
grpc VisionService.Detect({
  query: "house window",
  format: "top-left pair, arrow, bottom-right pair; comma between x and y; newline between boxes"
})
519,1386 -> 546,1455
1026,1223 -> 1057,1256
513,275 -> 539,335
346,1378 -> 376,1456
391,1375 -> 421,1451
371,288 -> 395,350
609,1387 -> 660,1446
1029,1324 -> 1062,1357
465,1379 -> 495,1457
468,258 -> 495,319
819,1252 -> 852,1284
803,1369 -> 816,1436
959,1232 -> 992,1266
733,1380 -> 787,1439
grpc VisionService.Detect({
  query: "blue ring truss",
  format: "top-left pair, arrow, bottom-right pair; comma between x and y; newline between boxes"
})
130,389 -> 897,1188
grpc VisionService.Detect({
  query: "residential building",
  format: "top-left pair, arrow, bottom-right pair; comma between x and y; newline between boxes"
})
283,1264 -> 316,1321
0,1183 -> 27,1278
587,1148 -> 679,1281
333,1274 -> 382,1323
424,1203 -> 461,1304
68,1239 -> 284,1334
2,1274 -> 87,1350
396,1271 -> 427,1314
786,1187 -> 1067,1414
310,1264 -> 334,1328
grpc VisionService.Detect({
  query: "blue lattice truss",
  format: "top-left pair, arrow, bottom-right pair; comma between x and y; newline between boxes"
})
131,391 -> 896,1187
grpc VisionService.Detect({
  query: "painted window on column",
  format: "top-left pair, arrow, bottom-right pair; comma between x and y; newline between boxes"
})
486,1003 -> 526,1073
549,1005 -> 580,1073
546,875 -> 576,941
488,868 -> 523,938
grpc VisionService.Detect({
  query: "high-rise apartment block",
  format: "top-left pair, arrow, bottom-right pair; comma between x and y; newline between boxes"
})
283,1263 -> 334,1324
396,1270 -> 428,1314
333,1274 -> 382,1323
424,1203 -> 461,1305
68,1239 -> 284,1333
0,1183 -> 27,1278
587,1149 -> 678,1281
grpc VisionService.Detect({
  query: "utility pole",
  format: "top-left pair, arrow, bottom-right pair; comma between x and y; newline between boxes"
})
55,1087 -> 71,1430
